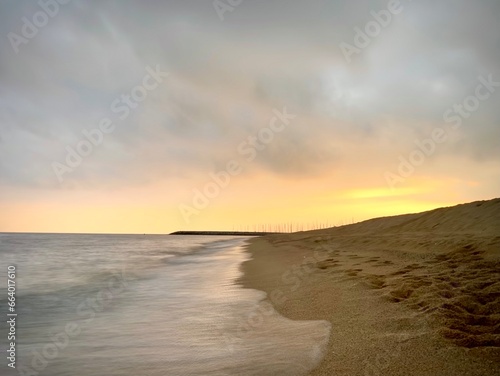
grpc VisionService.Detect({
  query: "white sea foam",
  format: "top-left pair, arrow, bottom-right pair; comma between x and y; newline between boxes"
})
0,233 -> 330,375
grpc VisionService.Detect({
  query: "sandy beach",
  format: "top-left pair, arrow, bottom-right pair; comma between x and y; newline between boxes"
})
240,198 -> 500,375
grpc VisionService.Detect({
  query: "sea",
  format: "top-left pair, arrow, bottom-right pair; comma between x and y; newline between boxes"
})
0,233 -> 331,376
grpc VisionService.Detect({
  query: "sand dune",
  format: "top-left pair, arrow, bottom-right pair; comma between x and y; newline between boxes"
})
240,198 -> 500,375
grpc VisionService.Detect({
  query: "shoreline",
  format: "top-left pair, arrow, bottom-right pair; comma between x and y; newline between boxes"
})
239,199 -> 500,375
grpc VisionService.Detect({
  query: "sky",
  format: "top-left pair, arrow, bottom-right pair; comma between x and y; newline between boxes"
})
0,0 -> 499,233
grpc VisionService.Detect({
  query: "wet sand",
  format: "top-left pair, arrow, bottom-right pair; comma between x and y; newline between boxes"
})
240,198 -> 500,375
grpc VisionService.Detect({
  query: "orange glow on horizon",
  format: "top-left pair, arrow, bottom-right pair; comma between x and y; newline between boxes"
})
0,180 -> 468,234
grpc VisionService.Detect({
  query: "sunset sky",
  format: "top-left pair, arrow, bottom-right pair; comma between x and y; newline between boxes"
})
1,0 -> 499,233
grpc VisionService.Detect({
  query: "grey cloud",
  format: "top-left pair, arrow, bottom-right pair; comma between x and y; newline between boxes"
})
0,0 -> 499,189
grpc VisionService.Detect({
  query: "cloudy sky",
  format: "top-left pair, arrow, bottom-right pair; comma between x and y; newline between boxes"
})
0,0 -> 499,233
